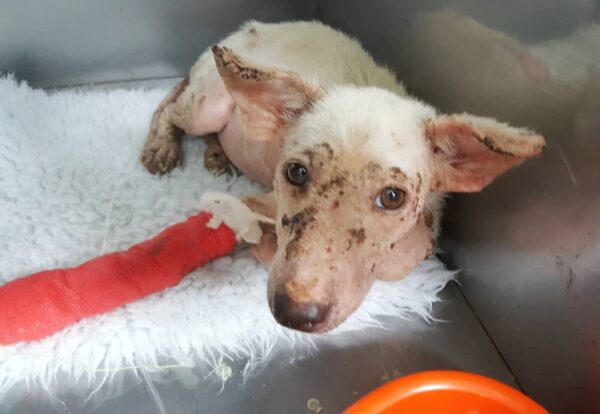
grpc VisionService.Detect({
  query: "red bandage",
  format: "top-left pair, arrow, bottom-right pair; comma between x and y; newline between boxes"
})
0,212 -> 237,345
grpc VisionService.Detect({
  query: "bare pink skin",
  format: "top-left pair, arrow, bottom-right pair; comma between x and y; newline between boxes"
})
141,23 -> 545,333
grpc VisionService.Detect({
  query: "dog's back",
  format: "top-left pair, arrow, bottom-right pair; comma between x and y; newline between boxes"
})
190,20 -> 405,95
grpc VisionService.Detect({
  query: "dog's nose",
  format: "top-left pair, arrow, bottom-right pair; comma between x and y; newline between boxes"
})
273,292 -> 329,332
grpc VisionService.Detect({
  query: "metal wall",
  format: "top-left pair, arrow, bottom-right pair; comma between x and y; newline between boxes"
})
1,1 -> 599,412
318,1 -> 600,413
0,0 -> 316,88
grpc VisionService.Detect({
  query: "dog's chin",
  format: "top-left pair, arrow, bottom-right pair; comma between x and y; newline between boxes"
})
303,320 -> 338,334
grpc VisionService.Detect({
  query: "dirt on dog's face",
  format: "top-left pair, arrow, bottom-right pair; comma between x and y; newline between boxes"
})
270,144 -> 436,332
266,87 -> 544,333
267,88 -> 441,333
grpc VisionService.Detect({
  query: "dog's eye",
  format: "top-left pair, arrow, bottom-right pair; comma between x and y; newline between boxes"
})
375,187 -> 406,210
285,162 -> 309,186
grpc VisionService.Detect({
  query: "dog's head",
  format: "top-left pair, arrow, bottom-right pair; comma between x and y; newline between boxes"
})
213,46 -> 545,332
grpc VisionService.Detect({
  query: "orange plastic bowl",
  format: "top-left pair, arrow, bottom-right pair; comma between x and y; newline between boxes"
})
344,371 -> 549,414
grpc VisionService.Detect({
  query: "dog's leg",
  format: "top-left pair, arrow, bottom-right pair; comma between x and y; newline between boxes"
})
243,192 -> 278,266
203,134 -> 236,176
141,77 -> 189,175
141,54 -> 236,175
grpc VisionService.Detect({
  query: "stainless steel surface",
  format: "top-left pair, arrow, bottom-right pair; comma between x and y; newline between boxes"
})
0,0 -> 316,88
4,1 -> 599,412
320,1 -> 600,413
2,285 -> 516,413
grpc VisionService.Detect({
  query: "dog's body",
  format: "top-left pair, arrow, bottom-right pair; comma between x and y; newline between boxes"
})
141,20 -> 545,333
142,21 -> 404,184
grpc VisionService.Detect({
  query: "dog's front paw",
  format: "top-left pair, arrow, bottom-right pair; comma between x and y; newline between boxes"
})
140,137 -> 183,175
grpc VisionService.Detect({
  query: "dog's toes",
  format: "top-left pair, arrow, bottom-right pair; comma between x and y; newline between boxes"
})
141,139 -> 183,175
204,148 -> 234,177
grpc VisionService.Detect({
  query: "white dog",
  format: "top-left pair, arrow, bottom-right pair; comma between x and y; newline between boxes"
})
141,20 -> 545,333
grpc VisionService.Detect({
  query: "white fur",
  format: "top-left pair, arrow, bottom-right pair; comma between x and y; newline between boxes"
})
286,86 -> 436,178
0,76 -> 455,396
284,86 -> 444,231
214,21 -> 449,225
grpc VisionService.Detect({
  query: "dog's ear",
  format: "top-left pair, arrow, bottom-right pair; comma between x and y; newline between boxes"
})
425,114 -> 545,192
212,46 -> 323,141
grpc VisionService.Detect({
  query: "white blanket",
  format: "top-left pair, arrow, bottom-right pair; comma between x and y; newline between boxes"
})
0,76 -> 455,396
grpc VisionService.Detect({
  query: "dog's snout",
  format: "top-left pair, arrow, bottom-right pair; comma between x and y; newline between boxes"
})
273,292 -> 329,332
